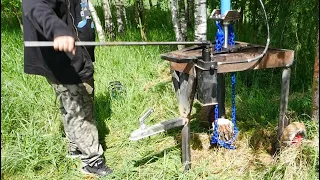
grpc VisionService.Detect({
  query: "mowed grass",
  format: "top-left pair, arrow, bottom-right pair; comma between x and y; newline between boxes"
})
1,25 -> 319,180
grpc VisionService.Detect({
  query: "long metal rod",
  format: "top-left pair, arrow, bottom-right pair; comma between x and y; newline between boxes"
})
24,41 -> 206,47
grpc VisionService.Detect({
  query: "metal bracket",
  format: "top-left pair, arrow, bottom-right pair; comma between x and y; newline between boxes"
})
194,59 -> 217,71
209,9 -> 241,22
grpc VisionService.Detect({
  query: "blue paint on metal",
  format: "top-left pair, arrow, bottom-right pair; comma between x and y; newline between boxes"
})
228,24 -> 235,46
210,72 -> 238,150
220,0 -> 231,15
214,21 -> 224,52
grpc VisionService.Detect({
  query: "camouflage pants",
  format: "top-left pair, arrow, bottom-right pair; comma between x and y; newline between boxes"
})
48,79 -> 104,166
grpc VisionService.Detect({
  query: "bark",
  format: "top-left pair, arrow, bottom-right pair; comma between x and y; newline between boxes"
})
179,0 -> 187,42
194,0 -> 207,41
170,0 -> 183,49
88,0 -> 105,42
122,2 -> 128,27
149,0 -> 153,8
312,31 -> 319,121
102,0 -> 116,39
136,0 -> 147,40
186,0 -> 194,28
115,0 -> 124,34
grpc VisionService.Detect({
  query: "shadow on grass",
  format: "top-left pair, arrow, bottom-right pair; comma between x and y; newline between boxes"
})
133,145 -> 180,167
94,93 -> 112,150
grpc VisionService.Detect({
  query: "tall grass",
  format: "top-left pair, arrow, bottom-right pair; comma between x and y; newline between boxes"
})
1,6 -> 318,180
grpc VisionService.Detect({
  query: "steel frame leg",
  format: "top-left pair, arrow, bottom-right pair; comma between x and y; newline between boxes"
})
276,67 -> 291,150
217,73 -> 226,118
171,69 -> 196,171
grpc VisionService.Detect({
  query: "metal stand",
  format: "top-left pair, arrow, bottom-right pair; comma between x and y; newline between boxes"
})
172,70 -> 196,171
276,67 -> 291,150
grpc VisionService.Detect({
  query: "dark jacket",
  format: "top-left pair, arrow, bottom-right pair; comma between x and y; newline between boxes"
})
22,0 -> 95,84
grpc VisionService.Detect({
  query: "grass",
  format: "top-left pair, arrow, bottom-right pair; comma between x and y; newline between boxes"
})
1,12 -> 319,180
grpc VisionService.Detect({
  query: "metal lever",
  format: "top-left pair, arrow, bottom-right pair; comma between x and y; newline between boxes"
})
24,41 -> 209,47
138,108 -> 154,130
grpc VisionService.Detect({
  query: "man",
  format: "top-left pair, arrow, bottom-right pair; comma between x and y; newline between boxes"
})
22,0 -> 112,176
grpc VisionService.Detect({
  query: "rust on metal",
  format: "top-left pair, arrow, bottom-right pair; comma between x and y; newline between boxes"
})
161,43 -> 294,73
170,62 -> 195,75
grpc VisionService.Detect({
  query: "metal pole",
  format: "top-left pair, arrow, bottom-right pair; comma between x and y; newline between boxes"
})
217,0 -> 231,118
276,67 -> 291,150
220,0 -> 231,15
182,121 -> 191,171
223,22 -> 229,49
217,73 -> 226,118
24,41 -> 207,47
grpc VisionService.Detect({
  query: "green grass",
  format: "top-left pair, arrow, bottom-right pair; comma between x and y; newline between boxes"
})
1,16 -> 318,180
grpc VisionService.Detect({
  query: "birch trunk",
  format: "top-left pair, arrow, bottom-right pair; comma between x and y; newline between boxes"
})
88,0 -> 106,42
122,2 -> 128,27
136,0 -> 147,40
194,0 -> 207,41
179,0 -> 187,42
171,0 -> 183,49
102,0 -> 116,39
115,0 -> 124,34
312,31 -> 319,122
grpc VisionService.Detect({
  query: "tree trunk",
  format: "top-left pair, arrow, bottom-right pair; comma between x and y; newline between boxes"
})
149,0 -> 153,8
187,0 -> 194,28
194,0 -> 207,41
312,31 -> 319,121
102,0 -> 116,39
136,0 -> 147,41
170,0 -> 183,49
179,0 -> 187,42
88,0 -> 106,42
115,0 -> 124,34
122,2 -> 128,27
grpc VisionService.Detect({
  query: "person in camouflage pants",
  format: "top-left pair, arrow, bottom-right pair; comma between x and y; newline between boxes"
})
22,0 -> 112,176
49,79 -> 104,167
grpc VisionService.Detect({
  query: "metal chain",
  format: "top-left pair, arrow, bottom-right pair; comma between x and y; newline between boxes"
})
211,23 -> 238,149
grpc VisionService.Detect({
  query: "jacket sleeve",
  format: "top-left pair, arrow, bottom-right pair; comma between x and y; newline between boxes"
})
22,0 -> 74,40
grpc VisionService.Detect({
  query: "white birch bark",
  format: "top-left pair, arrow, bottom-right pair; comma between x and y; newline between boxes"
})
194,0 -> 207,41
136,0 -> 147,40
122,2 -> 128,26
102,0 -> 116,39
170,0 -> 183,49
115,0 -> 124,34
179,0 -> 187,41
88,0 -> 106,42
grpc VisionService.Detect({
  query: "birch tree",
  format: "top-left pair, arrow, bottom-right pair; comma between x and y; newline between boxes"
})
115,0 -> 124,34
135,0 -> 147,40
122,2 -> 128,27
88,0 -> 106,42
194,0 -> 207,41
171,0 -> 183,49
102,0 -> 116,39
179,0 -> 187,42
170,0 -> 187,50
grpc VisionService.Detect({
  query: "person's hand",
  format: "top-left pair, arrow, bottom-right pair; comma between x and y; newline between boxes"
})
53,36 -> 76,55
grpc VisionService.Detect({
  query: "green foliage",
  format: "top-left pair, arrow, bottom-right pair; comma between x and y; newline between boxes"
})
1,0 -> 318,179
1,0 -> 22,28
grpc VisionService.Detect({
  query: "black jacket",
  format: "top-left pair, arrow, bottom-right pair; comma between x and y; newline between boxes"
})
22,0 -> 95,84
